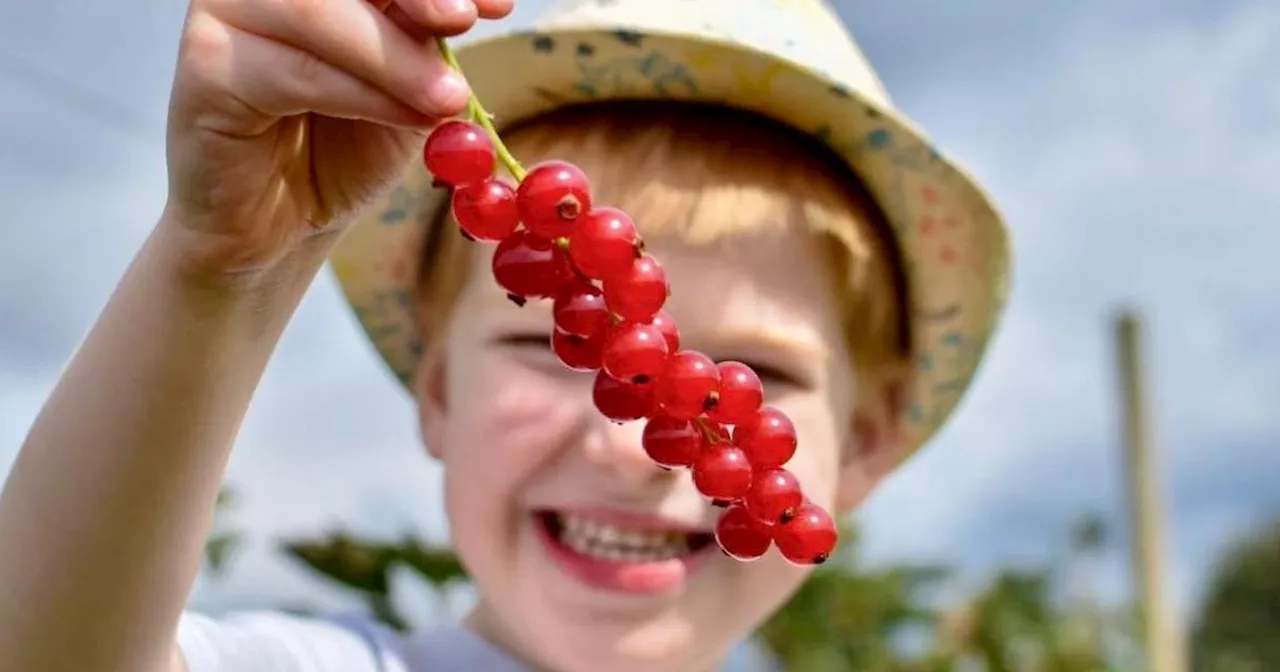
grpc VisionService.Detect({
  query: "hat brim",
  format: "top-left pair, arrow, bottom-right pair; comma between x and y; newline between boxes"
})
329,27 -> 1012,459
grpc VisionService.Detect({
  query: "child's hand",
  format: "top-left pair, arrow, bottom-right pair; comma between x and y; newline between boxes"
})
162,0 -> 511,280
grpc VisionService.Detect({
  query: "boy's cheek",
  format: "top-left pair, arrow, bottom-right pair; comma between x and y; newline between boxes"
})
442,359 -> 586,463
468,355 -> 581,414
776,404 -> 846,510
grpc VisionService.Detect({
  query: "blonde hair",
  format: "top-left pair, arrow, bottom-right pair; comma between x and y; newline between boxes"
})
417,102 -> 908,371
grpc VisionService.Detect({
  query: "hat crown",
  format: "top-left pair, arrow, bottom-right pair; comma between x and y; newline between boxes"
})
534,0 -> 891,105
333,0 -> 1012,461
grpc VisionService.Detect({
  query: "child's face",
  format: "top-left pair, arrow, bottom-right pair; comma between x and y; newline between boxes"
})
416,219 -> 881,670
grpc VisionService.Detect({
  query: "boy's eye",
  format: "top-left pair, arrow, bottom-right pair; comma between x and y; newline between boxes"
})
494,335 -> 807,389
497,333 -> 553,351
729,360 -> 807,390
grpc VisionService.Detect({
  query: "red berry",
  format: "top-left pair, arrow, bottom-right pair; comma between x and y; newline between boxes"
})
649,311 -> 681,353
451,178 -> 520,241
551,328 -> 603,371
603,255 -> 669,322
592,371 -> 655,422
774,503 -> 838,566
601,322 -> 670,384
553,281 -> 609,337
654,350 -> 720,421
424,121 -> 495,186
641,416 -> 702,468
744,468 -> 804,525
733,406 -> 797,470
491,230 -> 574,301
715,504 -> 773,561
708,361 -> 764,425
568,207 -> 640,280
516,161 -> 592,239
692,444 -> 753,500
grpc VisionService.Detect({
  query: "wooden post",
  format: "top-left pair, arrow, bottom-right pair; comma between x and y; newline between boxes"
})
1113,309 -> 1186,672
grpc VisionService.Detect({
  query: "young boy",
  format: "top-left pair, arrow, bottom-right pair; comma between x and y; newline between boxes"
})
0,0 -> 1010,671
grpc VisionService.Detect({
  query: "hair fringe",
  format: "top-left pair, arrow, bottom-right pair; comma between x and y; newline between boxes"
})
417,102 -> 907,371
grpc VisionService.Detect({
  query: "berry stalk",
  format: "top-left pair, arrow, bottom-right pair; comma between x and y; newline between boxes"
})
436,37 -> 527,181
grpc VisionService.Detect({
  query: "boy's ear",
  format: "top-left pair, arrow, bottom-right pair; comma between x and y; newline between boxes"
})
413,343 -> 449,462
834,362 -> 911,513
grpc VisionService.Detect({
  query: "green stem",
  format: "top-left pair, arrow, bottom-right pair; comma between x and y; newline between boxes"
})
694,417 -> 730,445
436,37 -> 527,181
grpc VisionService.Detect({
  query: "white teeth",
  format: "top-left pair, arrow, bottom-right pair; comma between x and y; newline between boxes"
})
555,513 -> 692,562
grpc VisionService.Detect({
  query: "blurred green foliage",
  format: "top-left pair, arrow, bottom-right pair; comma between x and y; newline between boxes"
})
204,488 -> 1277,671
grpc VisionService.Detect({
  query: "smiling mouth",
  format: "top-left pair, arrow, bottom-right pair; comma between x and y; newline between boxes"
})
535,510 -> 716,563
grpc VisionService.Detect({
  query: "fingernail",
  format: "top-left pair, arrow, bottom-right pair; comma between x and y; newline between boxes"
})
439,0 -> 474,18
431,71 -> 469,111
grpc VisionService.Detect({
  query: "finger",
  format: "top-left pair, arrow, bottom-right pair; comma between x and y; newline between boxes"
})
379,0 -> 511,39
475,0 -> 513,20
387,0 -> 477,37
365,0 -> 436,41
205,20 -> 440,130
384,3 -> 434,42
208,0 -> 470,118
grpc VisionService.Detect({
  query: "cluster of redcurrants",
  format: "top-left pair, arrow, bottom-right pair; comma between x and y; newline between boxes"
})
422,121 -> 838,566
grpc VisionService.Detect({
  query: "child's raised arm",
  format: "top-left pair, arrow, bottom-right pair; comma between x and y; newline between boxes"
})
0,1 -> 511,670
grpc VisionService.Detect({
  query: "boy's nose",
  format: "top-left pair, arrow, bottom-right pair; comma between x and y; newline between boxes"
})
581,416 -> 675,491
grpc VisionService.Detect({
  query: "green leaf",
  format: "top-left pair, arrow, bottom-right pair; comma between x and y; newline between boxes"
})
204,531 -> 241,577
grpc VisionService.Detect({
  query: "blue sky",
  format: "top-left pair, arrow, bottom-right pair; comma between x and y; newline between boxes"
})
1,0 -> 1277,638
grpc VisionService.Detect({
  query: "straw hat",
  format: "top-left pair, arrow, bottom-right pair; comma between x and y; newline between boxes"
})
329,0 -> 1012,459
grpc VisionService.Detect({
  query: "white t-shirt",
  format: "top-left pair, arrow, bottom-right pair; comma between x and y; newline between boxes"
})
177,610 -> 530,672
